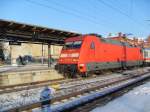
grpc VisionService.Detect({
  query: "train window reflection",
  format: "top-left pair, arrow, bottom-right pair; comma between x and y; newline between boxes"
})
63,41 -> 82,49
73,41 -> 82,48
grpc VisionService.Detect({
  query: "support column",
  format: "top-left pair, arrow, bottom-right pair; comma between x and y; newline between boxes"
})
41,44 -> 44,64
10,45 -> 12,65
48,43 -> 51,67
10,45 -> 17,66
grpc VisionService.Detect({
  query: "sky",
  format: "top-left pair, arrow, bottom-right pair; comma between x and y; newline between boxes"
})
0,0 -> 150,39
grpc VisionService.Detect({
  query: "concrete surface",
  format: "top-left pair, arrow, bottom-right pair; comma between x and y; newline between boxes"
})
0,64 -> 63,85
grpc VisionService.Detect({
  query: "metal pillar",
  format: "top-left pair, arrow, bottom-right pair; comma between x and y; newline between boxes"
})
48,44 -> 51,67
41,44 -> 44,64
10,45 -> 17,66
10,45 -> 12,65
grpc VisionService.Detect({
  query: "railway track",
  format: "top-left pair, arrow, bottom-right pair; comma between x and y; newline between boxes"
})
0,73 -> 123,111
0,72 -> 117,94
0,67 -> 143,95
3,68 -> 149,112
0,78 -> 80,94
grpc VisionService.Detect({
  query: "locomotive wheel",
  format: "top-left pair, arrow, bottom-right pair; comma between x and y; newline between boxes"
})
85,72 -> 89,77
80,72 -> 89,77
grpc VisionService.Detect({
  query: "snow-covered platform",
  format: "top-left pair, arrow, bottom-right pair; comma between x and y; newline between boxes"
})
0,64 -> 63,86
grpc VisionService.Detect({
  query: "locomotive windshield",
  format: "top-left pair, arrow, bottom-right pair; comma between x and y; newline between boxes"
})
63,41 -> 82,49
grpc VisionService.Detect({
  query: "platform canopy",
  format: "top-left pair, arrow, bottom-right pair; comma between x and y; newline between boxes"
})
0,19 -> 81,45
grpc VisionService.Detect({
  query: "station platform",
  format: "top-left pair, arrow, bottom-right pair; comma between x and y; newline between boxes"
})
0,64 -> 51,73
0,64 -> 63,86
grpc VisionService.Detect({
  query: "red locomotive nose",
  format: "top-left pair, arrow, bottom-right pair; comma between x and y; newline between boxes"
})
59,37 -> 82,64
59,49 -> 80,64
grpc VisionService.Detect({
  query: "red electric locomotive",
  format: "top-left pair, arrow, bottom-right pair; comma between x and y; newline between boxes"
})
57,34 -> 143,77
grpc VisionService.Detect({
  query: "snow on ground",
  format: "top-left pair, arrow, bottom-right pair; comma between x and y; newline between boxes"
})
0,73 -> 123,111
0,87 -> 43,111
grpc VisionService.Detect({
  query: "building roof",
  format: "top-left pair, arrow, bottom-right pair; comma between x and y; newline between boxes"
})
0,19 -> 82,45
108,33 -> 145,47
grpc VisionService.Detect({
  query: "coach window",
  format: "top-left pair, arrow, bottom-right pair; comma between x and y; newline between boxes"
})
90,42 -> 95,49
144,51 -> 148,57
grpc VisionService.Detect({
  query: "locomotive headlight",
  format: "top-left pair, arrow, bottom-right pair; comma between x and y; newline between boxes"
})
79,64 -> 84,66
73,59 -> 78,62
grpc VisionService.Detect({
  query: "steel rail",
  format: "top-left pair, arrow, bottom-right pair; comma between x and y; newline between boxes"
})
7,71 -> 149,112
0,73 -> 120,94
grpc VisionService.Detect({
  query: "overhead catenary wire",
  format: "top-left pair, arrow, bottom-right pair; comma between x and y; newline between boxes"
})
26,0 -> 149,37
88,0 -> 124,33
105,0 -> 133,17
130,0 -> 133,17
25,0 -> 111,31
97,0 -> 148,36
44,0 -> 117,28
107,0 -> 149,29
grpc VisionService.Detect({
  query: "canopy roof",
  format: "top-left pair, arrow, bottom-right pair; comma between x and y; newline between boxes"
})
0,19 -> 81,45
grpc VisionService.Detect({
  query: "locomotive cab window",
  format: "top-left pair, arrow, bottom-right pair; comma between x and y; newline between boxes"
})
73,41 -> 82,48
90,42 -> 95,49
63,41 -> 82,49
63,42 -> 73,49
